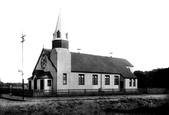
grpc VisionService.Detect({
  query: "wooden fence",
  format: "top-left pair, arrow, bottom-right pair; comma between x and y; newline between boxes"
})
0,88 -> 168,97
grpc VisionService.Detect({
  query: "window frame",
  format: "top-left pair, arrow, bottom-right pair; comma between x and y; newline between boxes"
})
133,79 -> 136,87
57,30 -> 61,38
79,74 -> 85,85
105,75 -> 110,85
92,75 -> 98,85
114,76 -> 119,85
63,73 -> 67,85
129,79 -> 132,87
47,79 -> 52,86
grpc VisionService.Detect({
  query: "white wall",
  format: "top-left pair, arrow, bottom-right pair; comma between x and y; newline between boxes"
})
44,79 -> 52,90
101,74 -> 120,90
124,78 -> 137,90
68,73 -> 101,89
57,72 -> 120,90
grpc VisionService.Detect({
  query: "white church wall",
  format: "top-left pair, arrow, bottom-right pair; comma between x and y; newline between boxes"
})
58,72 -> 120,90
101,74 -> 119,91
50,49 -> 58,90
44,79 -> 52,90
37,79 -> 40,90
31,80 -> 34,90
124,78 -> 137,90
54,48 -> 71,90
68,73 -> 101,89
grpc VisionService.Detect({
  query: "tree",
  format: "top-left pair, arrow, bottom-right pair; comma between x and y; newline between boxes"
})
134,67 -> 169,89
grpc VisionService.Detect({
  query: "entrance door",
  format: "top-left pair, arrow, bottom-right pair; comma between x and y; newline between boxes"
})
120,81 -> 124,91
34,77 -> 37,90
29,81 -> 31,90
40,79 -> 44,90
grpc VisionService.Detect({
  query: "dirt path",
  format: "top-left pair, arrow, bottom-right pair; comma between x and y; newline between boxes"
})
1,94 -> 167,102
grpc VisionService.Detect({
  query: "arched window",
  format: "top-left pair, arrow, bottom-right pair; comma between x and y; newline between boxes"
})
57,30 -> 61,38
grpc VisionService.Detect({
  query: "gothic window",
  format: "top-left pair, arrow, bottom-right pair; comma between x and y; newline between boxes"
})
57,30 -> 61,38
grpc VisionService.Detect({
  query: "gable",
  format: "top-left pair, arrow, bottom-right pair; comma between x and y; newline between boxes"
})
32,48 -> 57,75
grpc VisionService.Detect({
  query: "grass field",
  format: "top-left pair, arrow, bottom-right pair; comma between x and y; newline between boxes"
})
0,94 -> 168,115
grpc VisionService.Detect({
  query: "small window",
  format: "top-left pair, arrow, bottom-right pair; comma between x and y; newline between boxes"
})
47,80 -> 52,86
114,76 -> 119,85
79,74 -> 85,85
133,79 -> 136,87
57,30 -> 61,38
93,75 -> 98,85
63,73 -> 67,85
129,79 -> 132,87
105,75 -> 110,85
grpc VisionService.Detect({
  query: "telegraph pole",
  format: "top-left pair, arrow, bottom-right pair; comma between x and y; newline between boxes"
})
21,32 -> 26,100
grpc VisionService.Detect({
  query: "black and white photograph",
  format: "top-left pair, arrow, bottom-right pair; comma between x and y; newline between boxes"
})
0,0 -> 169,115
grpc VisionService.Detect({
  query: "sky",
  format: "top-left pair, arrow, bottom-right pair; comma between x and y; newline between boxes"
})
0,0 -> 169,83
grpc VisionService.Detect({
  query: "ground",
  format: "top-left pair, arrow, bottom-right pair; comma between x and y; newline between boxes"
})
0,94 -> 168,115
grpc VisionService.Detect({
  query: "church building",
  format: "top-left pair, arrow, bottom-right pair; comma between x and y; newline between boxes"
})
28,12 -> 137,92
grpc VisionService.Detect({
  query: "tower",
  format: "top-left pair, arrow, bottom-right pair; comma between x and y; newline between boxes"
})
52,11 -> 69,49
51,11 -> 71,90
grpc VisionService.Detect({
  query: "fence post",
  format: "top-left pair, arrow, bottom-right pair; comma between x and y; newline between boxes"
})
68,89 -> 70,96
84,89 -> 86,95
99,88 -> 101,95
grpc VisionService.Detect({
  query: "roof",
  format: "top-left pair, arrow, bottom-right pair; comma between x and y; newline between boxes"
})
53,11 -> 66,40
34,49 -> 136,78
71,52 -> 136,78
37,72 -> 53,79
43,48 -> 51,58
29,70 -> 53,80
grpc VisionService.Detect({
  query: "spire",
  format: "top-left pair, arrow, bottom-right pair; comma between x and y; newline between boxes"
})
52,10 -> 69,49
53,10 -> 66,40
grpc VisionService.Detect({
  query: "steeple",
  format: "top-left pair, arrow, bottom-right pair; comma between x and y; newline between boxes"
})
52,11 -> 69,49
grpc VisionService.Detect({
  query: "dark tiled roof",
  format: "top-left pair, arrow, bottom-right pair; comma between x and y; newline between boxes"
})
29,70 -> 53,80
33,49 -> 136,78
43,48 -> 51,58
71,52 -> 136,78
37,72 -> 53,79
28,76 -> 33,80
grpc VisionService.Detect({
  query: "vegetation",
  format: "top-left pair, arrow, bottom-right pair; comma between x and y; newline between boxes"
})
134,67 -> 169,89
0,95 -> 168,115
0,82 -> 28,89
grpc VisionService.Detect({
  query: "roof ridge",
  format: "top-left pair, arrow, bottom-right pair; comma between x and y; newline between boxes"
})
70,52 -> 126,60
43,48 -> 51,51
